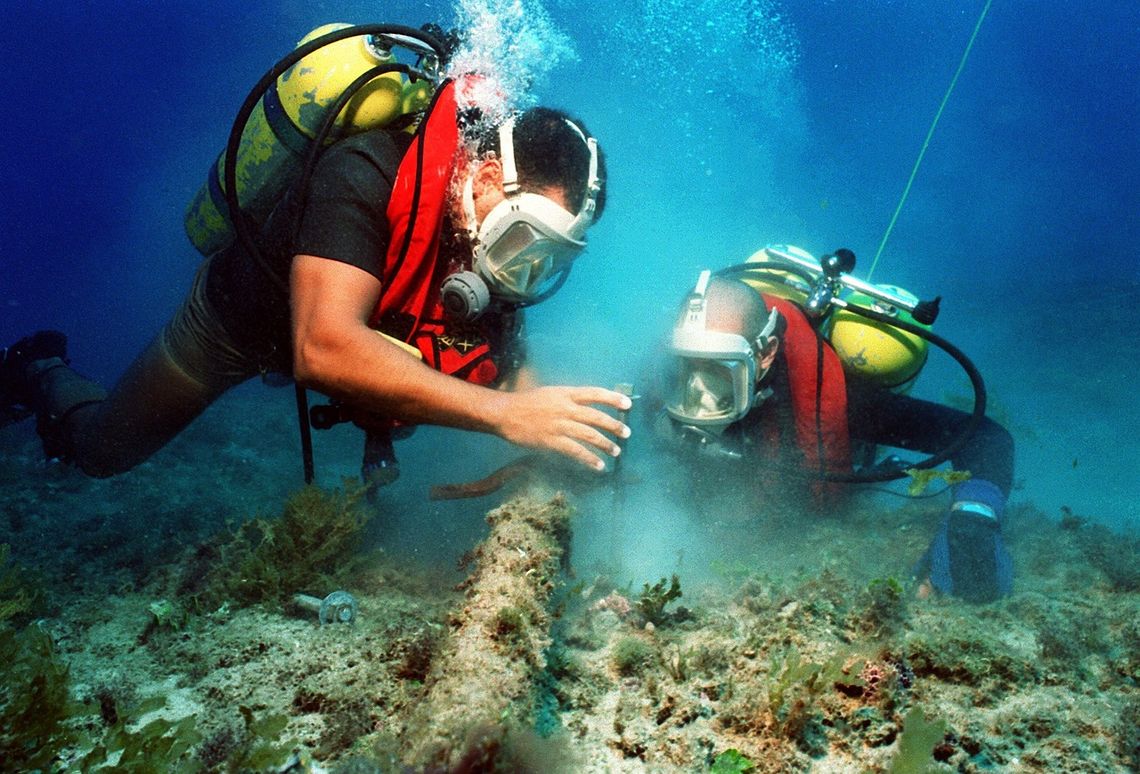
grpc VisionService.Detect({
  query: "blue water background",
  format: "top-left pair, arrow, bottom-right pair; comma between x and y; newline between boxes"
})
2,1 -> 1137,568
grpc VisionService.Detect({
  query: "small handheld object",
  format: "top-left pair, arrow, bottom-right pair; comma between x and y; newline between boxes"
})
293,590 -> 358,625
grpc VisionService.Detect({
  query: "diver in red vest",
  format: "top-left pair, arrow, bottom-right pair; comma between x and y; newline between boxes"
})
655,271 -> 1014,603
0,80 -> 631,483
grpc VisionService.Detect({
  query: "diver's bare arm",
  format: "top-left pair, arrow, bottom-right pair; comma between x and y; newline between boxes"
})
289,255 -> 630,469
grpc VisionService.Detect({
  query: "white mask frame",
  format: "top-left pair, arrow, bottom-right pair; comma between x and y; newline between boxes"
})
462,116 -> 601,302
664,270 -> 781,428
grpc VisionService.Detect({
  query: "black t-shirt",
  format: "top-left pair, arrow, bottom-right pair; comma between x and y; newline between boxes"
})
205,129 -> 412,367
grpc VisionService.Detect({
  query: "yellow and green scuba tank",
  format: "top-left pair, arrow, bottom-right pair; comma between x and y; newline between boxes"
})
184,23 -> 441,257
736,245 -> 932,392
738,245 -> 815,303
825,285 -> 930,392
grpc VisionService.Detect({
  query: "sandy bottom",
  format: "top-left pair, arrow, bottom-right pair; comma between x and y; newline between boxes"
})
1,367 -> 1137,772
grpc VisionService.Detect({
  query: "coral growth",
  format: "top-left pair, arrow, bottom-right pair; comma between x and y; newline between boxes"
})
1075,523 -> 1140,591
853,576 -> 908,638
0,429 -> 1135,772
402,493 -> 572,770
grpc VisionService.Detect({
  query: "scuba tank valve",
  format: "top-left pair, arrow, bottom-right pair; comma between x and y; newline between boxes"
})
760,245 -> 940,326
734,245 -> 939,392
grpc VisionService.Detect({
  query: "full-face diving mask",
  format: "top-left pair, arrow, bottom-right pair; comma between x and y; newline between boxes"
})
663,270 -> 780,432
462,117 -> 601,304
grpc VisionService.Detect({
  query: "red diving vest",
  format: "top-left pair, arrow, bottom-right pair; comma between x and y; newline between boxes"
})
368,78 -> 500,388
761,295 -> 853,502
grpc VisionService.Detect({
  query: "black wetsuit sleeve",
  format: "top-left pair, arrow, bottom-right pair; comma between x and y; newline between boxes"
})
846,386 -> 1015,496
291,131 -> 408,281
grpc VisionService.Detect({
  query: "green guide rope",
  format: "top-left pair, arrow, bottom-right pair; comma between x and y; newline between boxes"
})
867,0 -> 994,281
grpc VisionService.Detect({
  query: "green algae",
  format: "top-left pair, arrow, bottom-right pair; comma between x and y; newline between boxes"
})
611,635 -> 656,677
636,574 -> 683,626
765,645 -> 856,754
0,620 -> 219,772
182,483 -> 374,612
887,707 -> 947,774
711,747 -> 757,773
0,544 -> 33,627
903,468 -> 972,496
0,624 -> 79,768
1,438 -> 1136,771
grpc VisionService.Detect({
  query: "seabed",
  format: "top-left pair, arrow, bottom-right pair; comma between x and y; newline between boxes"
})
1,393 -> 1137,773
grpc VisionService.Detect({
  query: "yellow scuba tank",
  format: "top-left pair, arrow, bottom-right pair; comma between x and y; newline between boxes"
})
737,245 -> 815,302
184,23 -> 433,257
826,286 -> 930,392
735,245 -> 930,392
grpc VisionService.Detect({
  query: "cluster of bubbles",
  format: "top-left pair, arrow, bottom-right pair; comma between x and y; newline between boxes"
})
623,0 -> 800,107
445,0 -> 578,122
432,0 -> 800,150
607,0 -> 804,168
646,0 -> 797,69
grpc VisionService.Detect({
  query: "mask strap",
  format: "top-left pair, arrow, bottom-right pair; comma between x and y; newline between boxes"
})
681,269 -> 712,332
563,119 -> 601,227
755,307 -> 781,352
497,118 -> 521,195
461,174 -> 479,241
751,307 -> 781,407
499,115 -> 600,230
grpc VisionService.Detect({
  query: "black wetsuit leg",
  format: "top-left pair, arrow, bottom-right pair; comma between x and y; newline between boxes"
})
32,257 -> 262,478
846,386 -> 1014,496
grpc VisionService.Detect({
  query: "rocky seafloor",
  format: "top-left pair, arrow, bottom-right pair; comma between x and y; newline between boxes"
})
1,403 -> 1137,773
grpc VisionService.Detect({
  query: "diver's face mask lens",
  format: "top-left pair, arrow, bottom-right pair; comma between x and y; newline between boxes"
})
466,115 -> 601,305
670,359 -> 742,422
664,350 -> 755,431
662,269 -> 781,432
476,205 -> 584,300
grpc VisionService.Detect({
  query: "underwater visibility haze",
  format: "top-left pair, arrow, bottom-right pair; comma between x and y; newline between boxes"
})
1,0 -> 1138,770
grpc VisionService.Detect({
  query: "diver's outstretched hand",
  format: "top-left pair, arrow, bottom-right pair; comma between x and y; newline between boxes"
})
487,386 -> 632,471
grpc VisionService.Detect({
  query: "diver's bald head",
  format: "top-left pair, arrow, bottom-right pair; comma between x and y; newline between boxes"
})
702,277 -> 768,339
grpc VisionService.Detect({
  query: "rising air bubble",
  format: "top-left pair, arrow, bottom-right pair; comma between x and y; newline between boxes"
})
446,0 -> 578,121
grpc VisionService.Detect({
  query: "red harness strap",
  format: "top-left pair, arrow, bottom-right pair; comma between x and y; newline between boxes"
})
763,295 -> 853,498
369,78 -> 499,388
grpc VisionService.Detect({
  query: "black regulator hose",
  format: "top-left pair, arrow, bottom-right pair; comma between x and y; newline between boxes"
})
715,261 -> 988,485
822,302 -> 987,483
716,260 -> 819,291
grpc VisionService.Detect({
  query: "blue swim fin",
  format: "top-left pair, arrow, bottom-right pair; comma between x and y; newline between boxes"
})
919,479 -> 1013,602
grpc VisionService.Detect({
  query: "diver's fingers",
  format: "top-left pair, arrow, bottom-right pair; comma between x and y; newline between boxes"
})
565,400 -> 632,446
546,433 -> 612,471
492,387 -> 632,470
561,416 -> 626,461
567,386 -> 634,413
